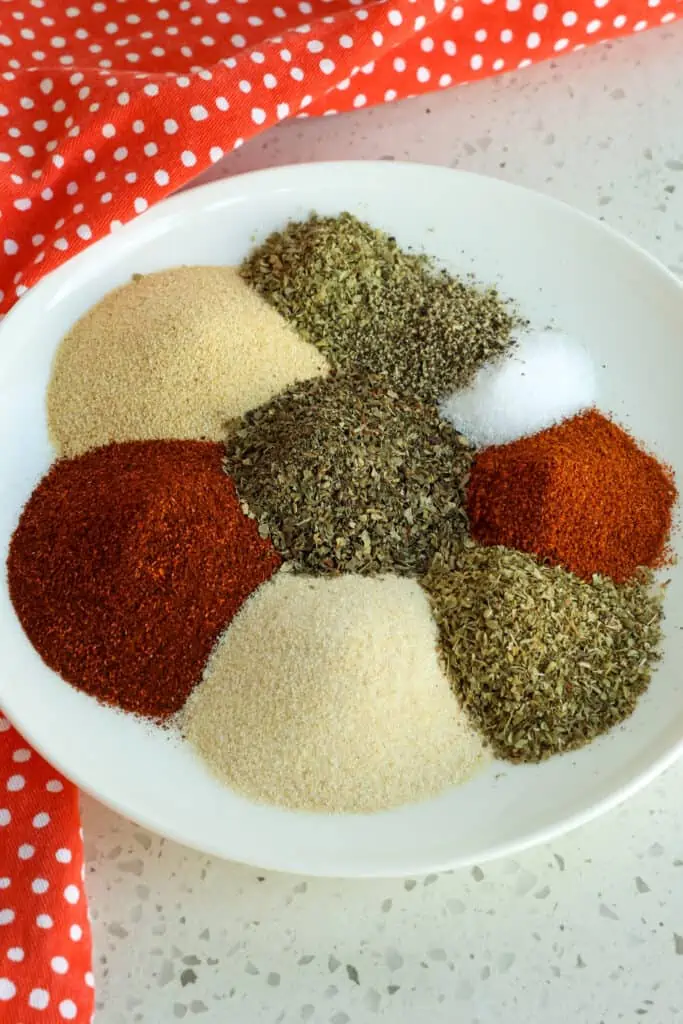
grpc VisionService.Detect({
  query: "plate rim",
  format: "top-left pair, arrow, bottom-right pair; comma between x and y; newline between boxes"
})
1,159 -> 682,877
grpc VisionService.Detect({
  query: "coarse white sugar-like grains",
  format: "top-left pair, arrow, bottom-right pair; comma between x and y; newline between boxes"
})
439,330 -> 597,448
47,265 -> 328,457
185,573 -> 487,814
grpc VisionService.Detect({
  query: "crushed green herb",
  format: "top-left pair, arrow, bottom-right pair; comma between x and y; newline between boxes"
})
422,542 -> 664,762
240,212 -> 518,403
223,372 -> 473,576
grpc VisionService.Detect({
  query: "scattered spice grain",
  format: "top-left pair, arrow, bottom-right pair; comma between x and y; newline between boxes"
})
223,372 -> 474,576
185,572 -> 487,813
468,409 -> 677,582
48,265 -> 328,457
422,542 -> 664,762
240,212 -> 517,403
7,441 -> 281,719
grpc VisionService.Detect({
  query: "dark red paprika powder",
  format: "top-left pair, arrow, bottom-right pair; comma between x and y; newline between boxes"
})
7,440 -> 281,719
467,409 -> 677,583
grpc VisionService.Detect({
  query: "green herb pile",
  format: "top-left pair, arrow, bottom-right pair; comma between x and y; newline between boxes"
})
227,211 -> 671,768
422,542 -> 664,762
240,212 -> 517,403
224,373 -> 473,576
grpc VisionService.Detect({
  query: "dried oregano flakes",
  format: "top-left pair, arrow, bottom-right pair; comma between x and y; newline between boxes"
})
240,212 -> 518,404
223,372 -> 474,576
422,542 -> 664,763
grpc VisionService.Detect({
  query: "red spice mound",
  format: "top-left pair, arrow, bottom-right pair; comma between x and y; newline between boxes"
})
8,440 -> 281,719
467,409 -> 677,583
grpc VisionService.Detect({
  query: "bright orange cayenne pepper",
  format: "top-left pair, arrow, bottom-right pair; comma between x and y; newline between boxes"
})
467,409 -> 677,584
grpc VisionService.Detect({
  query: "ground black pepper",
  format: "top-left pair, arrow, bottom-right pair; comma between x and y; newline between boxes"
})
240,212 -> 517,403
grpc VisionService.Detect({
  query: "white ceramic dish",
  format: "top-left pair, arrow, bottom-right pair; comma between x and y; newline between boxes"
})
1,161 -> 682,878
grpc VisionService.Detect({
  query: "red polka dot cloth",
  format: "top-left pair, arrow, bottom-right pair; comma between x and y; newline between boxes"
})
0,0 -> 681,312
0,714 -> 93,1022
0,1 -> 681,1020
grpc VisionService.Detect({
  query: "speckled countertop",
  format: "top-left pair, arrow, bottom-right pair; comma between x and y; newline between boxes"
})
89,25 -> 683,1024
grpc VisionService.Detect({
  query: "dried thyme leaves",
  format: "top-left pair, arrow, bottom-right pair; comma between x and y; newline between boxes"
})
223,373 -> 474,576
240,212 -> 517,403
422,543 -> 664,763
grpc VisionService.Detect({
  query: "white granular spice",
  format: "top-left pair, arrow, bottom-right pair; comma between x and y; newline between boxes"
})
47,265 -> 328,457
440,330 -> 597,448
185,573 -> 487,814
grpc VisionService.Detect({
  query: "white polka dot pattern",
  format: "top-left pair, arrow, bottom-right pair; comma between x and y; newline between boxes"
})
0,714 -> 92,1021
0,0 -> 678,311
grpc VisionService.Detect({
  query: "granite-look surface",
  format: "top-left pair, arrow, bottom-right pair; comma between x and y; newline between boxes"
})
88,23 -> 683,1023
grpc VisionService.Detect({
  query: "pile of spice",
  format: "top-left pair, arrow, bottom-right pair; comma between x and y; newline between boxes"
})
185,572 -> 487,813
422,543 -> 664,763
440,330 -> 597,448
223,372 -> 474,576
5,222 -> 679,812
467,409 -> 677,582
240,212 -> 517,403
8,441 -> 281,719
48,265 -> 328,457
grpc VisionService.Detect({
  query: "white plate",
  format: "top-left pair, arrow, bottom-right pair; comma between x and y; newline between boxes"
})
1,162 -> 682,878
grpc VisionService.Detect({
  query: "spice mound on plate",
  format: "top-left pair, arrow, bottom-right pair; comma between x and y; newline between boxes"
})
240,212 -> 517,403
422,543 -> 664,763
47,265 -> 328,457
7,440 -> 281,719
224,372 -> 474,576
184,572 -> 487,813
467,409 -> 677,582
440,330 -> 597,448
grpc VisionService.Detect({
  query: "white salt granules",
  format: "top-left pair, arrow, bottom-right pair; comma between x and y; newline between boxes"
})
185,573 -> 487,814
439,330 -> 597,448
47,265 -> 328,457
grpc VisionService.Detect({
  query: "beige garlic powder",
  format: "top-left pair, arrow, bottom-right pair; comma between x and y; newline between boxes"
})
47,265 -> 328,457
